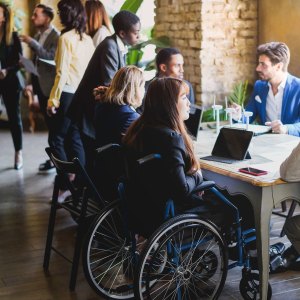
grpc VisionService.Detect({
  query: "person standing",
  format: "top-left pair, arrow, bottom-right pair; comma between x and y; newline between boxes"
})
20,4 -> 60,173
69,10 -> 141,174
47,0 -> 95,201
0,2 -> 23,170
85,0 -> 111,47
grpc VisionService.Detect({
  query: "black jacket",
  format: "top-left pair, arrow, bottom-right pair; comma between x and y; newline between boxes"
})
69,34 -> 125,138
0,32 -> 23,91
125,126 -> 203,237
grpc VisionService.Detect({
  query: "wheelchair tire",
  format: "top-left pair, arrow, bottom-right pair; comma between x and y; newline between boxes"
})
82,200 -> 135,299
239,272 -> 272,300
134,214 -> 228,300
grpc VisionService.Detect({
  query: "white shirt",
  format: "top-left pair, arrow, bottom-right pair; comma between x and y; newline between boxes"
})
38,25 -> 54,46
266,73 -> 288,122
116,35 -> 128,59
92,26 -> 111,47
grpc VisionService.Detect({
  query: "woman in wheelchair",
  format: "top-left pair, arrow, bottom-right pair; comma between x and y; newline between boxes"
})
83,77 -> 273,299
123,77 -> 221,238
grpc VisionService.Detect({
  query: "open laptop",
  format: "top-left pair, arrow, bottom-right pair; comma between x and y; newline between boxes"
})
201,127 -> 254,164
185,104 -> 203,140
223,123 -> 271,136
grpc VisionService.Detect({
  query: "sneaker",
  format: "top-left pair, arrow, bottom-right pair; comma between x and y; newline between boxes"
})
269,242 -> 285,257
57,190 -> 72,204
39,159 -> 55,173
14,150 -> 23,170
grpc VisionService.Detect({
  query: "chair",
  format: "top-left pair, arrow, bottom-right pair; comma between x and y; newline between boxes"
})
43,147 -> 106,291
277,200 -> 297,237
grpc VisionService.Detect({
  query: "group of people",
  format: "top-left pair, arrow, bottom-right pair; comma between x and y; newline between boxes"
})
1,0 -> 300,275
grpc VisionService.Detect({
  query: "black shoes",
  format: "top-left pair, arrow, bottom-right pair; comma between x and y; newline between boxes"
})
39,159 -> 55,173
267,244 -> 300,273
248,242 -> 286,271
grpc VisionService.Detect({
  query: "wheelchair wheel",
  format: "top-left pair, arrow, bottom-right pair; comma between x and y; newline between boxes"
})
135,214 -> 228,300
239,272 -> 272,300
82,200 -> 135,299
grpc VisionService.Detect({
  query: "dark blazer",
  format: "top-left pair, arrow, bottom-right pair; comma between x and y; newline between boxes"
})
0,32 -> 23,90
95,103 -> 139,148
245,74 -> 300,136
69,34 -> 126,138
31,27 -> 60,97
125,126 -> 203,237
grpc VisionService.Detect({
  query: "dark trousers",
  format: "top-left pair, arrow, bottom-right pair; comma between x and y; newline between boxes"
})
81,133 -> 96,179
31,75 -> 50,128
48,92 -> 85,187
1,85 -> 22,151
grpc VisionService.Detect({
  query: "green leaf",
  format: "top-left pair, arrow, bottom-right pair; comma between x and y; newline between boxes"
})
126,49 -> 144,66
120,0 -> 143,13
228,80 -> 249,107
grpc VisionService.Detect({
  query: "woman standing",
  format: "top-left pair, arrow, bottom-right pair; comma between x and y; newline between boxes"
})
47,0 -> 94,200
85,0 -> 111,47
0,2 -> 23,170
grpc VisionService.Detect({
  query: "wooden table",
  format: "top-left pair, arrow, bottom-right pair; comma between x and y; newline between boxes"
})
194,127 -> 300,299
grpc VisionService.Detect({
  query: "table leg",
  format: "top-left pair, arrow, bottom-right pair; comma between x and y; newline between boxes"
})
252,186 -> 273,300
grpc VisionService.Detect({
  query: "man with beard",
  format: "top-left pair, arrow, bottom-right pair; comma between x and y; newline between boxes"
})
232,42 -> 300,136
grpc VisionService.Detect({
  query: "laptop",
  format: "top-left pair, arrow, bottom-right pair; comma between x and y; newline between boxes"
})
185,104 -> 203,140
201,127 -> 254,164
223,123 -> 271,136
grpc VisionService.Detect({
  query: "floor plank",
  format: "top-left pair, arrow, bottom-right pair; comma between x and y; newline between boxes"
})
0,129 -> 299,299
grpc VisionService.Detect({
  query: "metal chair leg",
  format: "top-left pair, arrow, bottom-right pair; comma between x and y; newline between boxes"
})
280,200 -> 298,237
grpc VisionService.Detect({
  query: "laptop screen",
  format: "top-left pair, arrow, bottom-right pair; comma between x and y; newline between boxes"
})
184,104 -> 202,140
212,128 -> 253,160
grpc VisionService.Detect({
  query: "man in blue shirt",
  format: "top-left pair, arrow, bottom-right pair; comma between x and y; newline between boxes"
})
232,42 -> 300,136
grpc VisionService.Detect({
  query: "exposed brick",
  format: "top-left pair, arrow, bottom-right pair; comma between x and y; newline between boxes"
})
155,0 -> 258,105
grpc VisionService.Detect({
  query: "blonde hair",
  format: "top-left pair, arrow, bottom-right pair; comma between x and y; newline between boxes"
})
102,66 -> 144,108
85,0 -> 111,37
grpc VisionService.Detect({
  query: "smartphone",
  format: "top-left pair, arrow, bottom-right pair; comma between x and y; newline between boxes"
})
238,167 -> 268,176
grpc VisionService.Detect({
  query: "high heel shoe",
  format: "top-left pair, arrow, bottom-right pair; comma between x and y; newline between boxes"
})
14,150 -> 23,170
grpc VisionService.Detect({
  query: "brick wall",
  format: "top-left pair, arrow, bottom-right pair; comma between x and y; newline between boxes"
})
154,0 -> 258,107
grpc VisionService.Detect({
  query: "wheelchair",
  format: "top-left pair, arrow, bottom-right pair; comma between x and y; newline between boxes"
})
81,146 -> 272,300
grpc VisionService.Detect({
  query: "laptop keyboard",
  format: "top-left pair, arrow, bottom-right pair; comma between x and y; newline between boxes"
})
200,155 -> 238,164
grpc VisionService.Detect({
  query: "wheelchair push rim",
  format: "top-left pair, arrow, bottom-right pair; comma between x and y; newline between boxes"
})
135,214 -> 228,300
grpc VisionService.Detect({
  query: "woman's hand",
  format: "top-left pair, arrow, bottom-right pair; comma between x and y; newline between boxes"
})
47,106 -> 57,116
0,69 -> 7,80
93,85 -> 108,101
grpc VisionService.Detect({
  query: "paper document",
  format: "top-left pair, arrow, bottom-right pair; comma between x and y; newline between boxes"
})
19,54 -> 39,76
39,58 -> 56,66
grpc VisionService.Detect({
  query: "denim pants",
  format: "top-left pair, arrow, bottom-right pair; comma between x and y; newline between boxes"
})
48,92 -> 85,188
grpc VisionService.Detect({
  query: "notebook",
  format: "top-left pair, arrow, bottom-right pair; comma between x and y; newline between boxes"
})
185,104 -> 203,140
223,123 -> 271,136
201,127 -> 254,164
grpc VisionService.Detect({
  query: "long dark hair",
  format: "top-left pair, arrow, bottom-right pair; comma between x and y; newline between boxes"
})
57,0 -> 86,40
123,77 -> 200,174
0,2 -> 13,45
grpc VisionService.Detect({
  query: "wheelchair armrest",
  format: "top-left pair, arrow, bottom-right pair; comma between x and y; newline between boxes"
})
137,153 -> 162,165
192,181 -> 215,193
95,143 -> 121,154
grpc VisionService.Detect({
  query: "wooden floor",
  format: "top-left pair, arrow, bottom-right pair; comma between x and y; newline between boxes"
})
0,129 -> 300,300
